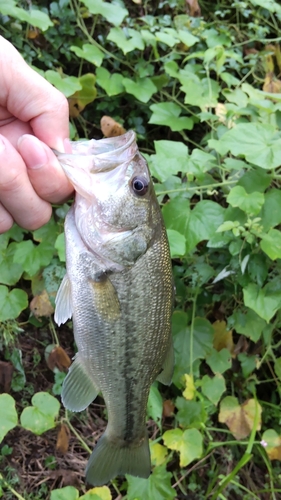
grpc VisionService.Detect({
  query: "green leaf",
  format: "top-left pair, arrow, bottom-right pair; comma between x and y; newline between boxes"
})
80,486 -> 112,500
172,313 -> 214,386
206,348 -> 232,374
237,167 -> 272,194
260,229 -> 281,260
0,2 -> 53,31
201,374 -> 226,405
126,464 -> 176,500
166,229 -> 186,257
107,27 -> 144,54
216,123 -> 281,169
50,486 -> 79,500
227,186 -> 264,215
185,200 -> 225,253
13,240 -> 54,276
33,216 -> 59,245
123,77 -> 157,103
177,29 -> 199,47
148,141 -> 188,182
186,149 -> 217,180
238,353 -> 257,378
0,286 -> 28,321
274,357 -> 281,380
149,103 -> 193,131
175,398 -> 207,428
96,67 -> 124,96
45,71 -> 82,98
147,385 -> 163,427
243,283 -> 281,322
70,44 -> 104,67
230,309 -> 266,342
55,233 -> 66,263
20,392 -> 60,435
261,189 -> 281,231
0,394 -> 18,443
154,30 -> 178,47
163,428 -> 203,467
180,75 -> 219,108
0,242 -> 23,286
81,0 -> 128,26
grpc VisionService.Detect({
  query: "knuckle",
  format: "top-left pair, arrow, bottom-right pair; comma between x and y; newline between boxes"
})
0,168 -> 23,193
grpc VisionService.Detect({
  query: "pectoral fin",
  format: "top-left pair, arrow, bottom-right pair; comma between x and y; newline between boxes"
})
54,273 -> 73,326
90,273 -> 120,322
62,354 -> 99,412
156,340 -> 174,386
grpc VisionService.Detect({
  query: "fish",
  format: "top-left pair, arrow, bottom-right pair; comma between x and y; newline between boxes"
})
54,130 -> 174,486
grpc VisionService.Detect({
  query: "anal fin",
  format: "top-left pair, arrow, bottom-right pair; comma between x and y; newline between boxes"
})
62,354 -> 99,412
156,340 -> 174,386
54,273 -> 73,326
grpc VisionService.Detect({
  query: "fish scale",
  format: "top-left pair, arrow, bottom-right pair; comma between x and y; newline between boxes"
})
54,131 -> 174,485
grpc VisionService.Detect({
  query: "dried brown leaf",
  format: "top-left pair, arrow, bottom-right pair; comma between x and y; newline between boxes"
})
185,0 -> 201,17
56,424 -> 70,454
163,399 -> 175,417
219,397 -> 262,440
30,290 -> 54,318
213,320 -> 234,353
263,72 -> 281,93
100,115 -> 126,137
45,345 -> 71,372
0,361 -> 14,393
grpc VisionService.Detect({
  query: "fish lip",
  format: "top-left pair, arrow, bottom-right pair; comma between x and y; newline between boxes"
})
52,130 -> 138,174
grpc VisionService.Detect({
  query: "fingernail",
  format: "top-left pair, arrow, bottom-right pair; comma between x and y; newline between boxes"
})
0,135 -> 6,153
18,135 -> 48,169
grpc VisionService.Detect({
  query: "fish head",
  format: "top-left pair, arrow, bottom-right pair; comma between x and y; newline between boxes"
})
55,131 -> 161,267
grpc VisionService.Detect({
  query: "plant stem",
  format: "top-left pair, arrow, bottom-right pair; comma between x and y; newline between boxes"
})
0,473 -> 26,500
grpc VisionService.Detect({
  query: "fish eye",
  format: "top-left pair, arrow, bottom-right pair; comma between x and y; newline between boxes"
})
131,176 -> 149,196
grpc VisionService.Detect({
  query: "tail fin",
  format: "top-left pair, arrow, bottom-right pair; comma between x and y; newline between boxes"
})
85,429 -> 151,486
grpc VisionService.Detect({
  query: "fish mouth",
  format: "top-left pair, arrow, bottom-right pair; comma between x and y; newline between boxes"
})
52,130 -> 138,174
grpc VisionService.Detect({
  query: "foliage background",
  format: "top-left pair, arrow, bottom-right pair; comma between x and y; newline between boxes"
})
1,0 -> 281,498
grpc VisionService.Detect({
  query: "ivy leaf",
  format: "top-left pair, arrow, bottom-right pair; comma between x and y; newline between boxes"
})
70,44 -> 104,67
96,67 -> 124,96
172,313 -> 214,386
163,428 -> 203,467
216,123 -> 281,169
219,397 -> 262,439
185,201 -> 225,253
80,486 -> 112,500
150,442 -> 168,467
45,71 -> 82,98
177,29 -> 199,47
149,103 -> 193,131
206,348 -> 232,375
180,75 -> 219,107
107,27 -> 144,54
201,374 -> 226,405
81,0 -> 128,26
261,189 -> 281,231
0,394 -> 18,443
243,283 -> 281,323
148,141 -> 188,182
229,309 -> 266,342
175,398 -> 207,428
0,286 -> 28,321
262,429 -> 281,461
147,385 -> 163,427
20,392 -> 60,435
260,229 -> 281,260
0,2 -> 53,31
13,240 -> 54,277
50,486 -> 79,500
166,229 -> 186,257
123,77 -> 157,103
0,242 -> 23,286
227,186 -> 264,215
126,464 -> 176,500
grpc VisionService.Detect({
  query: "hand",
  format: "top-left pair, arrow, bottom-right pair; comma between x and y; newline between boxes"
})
0,36 -> 73,233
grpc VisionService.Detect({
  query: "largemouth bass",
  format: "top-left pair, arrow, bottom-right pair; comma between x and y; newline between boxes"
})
54,131 -> 174,486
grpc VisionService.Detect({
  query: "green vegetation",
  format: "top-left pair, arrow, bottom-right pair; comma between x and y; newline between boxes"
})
1,0 -> 281,498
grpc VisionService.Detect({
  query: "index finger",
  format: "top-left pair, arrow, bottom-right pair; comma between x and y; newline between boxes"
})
0,36 -> 69,151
